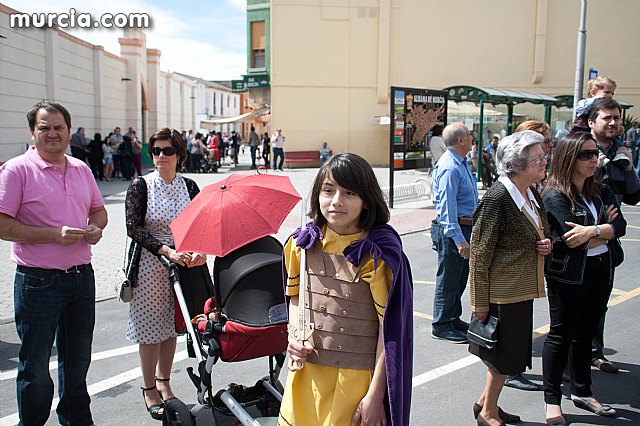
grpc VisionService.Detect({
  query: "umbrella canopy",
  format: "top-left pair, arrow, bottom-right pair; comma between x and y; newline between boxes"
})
170,173 -> 302,257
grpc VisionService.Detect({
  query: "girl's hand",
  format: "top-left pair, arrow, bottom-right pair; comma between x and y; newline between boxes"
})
351,393 -> 387,426
605,204 -> 619,222
563,222 -> 593,248
188,252 -> 207,267
287,339 -> 313,371
536,238 -> 553,256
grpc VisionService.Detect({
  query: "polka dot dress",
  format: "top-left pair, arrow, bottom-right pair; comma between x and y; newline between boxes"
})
126,172 -> 192,344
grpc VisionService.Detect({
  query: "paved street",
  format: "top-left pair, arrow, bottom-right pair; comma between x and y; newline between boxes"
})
0,151 -> 639,425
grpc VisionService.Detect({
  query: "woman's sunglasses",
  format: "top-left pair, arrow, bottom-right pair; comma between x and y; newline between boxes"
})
152,146 -> 177,156
576,150 -> 598,161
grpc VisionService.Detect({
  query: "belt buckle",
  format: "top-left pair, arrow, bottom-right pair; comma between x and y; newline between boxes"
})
63,265 -> 80,274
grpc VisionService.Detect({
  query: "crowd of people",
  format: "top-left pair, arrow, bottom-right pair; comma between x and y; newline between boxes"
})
431,76 -> 637,426
0,77 -> 637,425
70,125 -> 143,182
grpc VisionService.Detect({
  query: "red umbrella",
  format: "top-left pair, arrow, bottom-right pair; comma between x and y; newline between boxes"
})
170,173 -> 302,257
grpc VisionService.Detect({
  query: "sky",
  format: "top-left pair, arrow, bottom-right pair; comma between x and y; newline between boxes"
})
4,0 -> 247,80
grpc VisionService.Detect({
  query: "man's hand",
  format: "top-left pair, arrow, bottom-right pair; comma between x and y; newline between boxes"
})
84,224 -> 103,245
58,226 -> 87,245
457,242 -> 470,259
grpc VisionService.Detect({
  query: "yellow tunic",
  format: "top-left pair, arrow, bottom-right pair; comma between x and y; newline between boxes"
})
278,226 -> 392,426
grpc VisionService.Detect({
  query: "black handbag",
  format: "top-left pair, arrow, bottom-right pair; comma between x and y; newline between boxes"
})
467,315 -> 499,349
609,238 -> 624,268
114,240 -> 142,303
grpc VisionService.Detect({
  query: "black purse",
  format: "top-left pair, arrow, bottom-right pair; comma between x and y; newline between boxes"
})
609,237 -> 624,268
467,315 -> 499,349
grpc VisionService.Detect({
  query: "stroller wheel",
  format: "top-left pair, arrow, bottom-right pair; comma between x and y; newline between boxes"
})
162,398 -> 195,426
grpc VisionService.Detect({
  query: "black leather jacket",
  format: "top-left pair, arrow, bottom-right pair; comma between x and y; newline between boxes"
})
543,183 -> 626,285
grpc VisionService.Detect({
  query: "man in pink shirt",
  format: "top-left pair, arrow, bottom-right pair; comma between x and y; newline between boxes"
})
0,100 -> 108,426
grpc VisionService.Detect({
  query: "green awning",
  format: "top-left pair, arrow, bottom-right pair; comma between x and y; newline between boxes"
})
444,85 -> 558,106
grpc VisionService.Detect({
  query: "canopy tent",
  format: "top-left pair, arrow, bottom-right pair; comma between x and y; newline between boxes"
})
199,108 -> 270,130
444,85 -> 560,181
447,100 -> 506,124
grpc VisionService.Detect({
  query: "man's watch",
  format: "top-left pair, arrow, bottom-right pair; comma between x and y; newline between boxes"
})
594,224 -> 601,238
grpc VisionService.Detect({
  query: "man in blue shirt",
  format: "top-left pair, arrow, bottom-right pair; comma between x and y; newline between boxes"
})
430,123 -> 479,342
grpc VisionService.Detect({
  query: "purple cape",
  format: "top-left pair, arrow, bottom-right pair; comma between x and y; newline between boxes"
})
286,223 -> 413,425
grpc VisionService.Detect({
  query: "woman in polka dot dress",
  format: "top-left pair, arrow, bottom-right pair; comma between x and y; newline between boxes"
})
125,128 -> 206,420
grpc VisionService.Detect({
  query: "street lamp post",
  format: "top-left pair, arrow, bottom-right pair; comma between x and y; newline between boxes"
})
573,0 -> 588,117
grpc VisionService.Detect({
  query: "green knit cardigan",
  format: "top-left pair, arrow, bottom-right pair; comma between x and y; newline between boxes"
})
469,181 -> 549,312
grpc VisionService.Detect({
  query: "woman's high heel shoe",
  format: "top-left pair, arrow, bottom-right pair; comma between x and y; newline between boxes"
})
477,413 -> 505,426
473,402 -> 521,423
141,385 -> 164,420
155,377 -> 176,402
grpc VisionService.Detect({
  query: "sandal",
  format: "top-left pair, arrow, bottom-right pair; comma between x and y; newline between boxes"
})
155,377 -> 176,402
141,385 -> 164,420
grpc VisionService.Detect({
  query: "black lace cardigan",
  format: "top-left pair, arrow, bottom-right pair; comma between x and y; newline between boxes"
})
125,175 -> 200,255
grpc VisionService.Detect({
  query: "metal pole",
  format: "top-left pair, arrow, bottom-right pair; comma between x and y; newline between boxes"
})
573,0 -> 588,117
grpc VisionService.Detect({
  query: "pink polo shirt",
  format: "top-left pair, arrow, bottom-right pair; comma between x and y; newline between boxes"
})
0,146 -> 104,269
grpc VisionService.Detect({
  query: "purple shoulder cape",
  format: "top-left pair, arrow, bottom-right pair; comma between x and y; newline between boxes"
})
286,223 -> 413,425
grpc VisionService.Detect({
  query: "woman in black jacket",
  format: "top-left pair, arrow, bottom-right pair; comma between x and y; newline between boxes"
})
542,132 -> 626,425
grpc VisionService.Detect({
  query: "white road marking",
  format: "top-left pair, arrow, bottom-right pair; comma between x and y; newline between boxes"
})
412,355 -> 480,388
0,351 -> 189,426
0,336 -> 186,381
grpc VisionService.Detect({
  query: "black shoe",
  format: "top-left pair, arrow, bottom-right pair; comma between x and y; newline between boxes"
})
504,374 -> 543,391
141,386 -> 164,420
431,329 -> 468,343
453,318 -> 469,332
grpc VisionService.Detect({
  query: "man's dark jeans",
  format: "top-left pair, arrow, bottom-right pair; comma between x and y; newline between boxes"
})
273,147 -> 284,170
430,221 -> 471,334
250,145 -> 258,168
14,265 -> 96,426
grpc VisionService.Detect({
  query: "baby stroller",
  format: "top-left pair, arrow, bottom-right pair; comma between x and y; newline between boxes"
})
160,236 -> 288,426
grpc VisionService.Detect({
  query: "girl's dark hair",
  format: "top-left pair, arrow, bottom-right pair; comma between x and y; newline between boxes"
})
148,128 -> 187,171
309,153 -> 389,230
94,133 -> 102,142
543,131 -> 598,205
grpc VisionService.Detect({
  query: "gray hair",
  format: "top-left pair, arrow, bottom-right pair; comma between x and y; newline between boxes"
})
496,130 -> 544,177
443,122 -> 469,147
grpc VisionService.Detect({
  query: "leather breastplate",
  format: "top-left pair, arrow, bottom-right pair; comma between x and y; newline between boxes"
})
303,242 -> 379,370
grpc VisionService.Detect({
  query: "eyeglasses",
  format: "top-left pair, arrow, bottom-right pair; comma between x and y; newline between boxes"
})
544,139 -> 552,145
529,155 -> 548,165
152,146 -> 177,156
576,150 -> 599,161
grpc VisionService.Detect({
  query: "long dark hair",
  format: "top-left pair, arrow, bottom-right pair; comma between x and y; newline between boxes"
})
543,131 -> 598,206
309,153 -> 389,230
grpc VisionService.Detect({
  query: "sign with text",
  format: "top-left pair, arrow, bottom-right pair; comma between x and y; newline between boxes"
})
388,86 -> 447,207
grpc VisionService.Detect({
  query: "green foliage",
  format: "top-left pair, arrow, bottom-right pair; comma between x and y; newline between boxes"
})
623,114 -> 637,131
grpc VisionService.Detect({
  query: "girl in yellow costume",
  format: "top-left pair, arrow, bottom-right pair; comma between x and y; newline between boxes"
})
278,153 -> 413,426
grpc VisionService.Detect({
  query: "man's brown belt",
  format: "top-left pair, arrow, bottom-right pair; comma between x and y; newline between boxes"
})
458,217 -> 472,226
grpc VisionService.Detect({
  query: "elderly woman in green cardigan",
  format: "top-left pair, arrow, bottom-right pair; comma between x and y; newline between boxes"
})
469,130 -> 553,426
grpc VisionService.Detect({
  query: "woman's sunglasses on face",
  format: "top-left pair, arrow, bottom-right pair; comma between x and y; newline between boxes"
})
577,150 -> 598,161
152,146 -> 177,156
